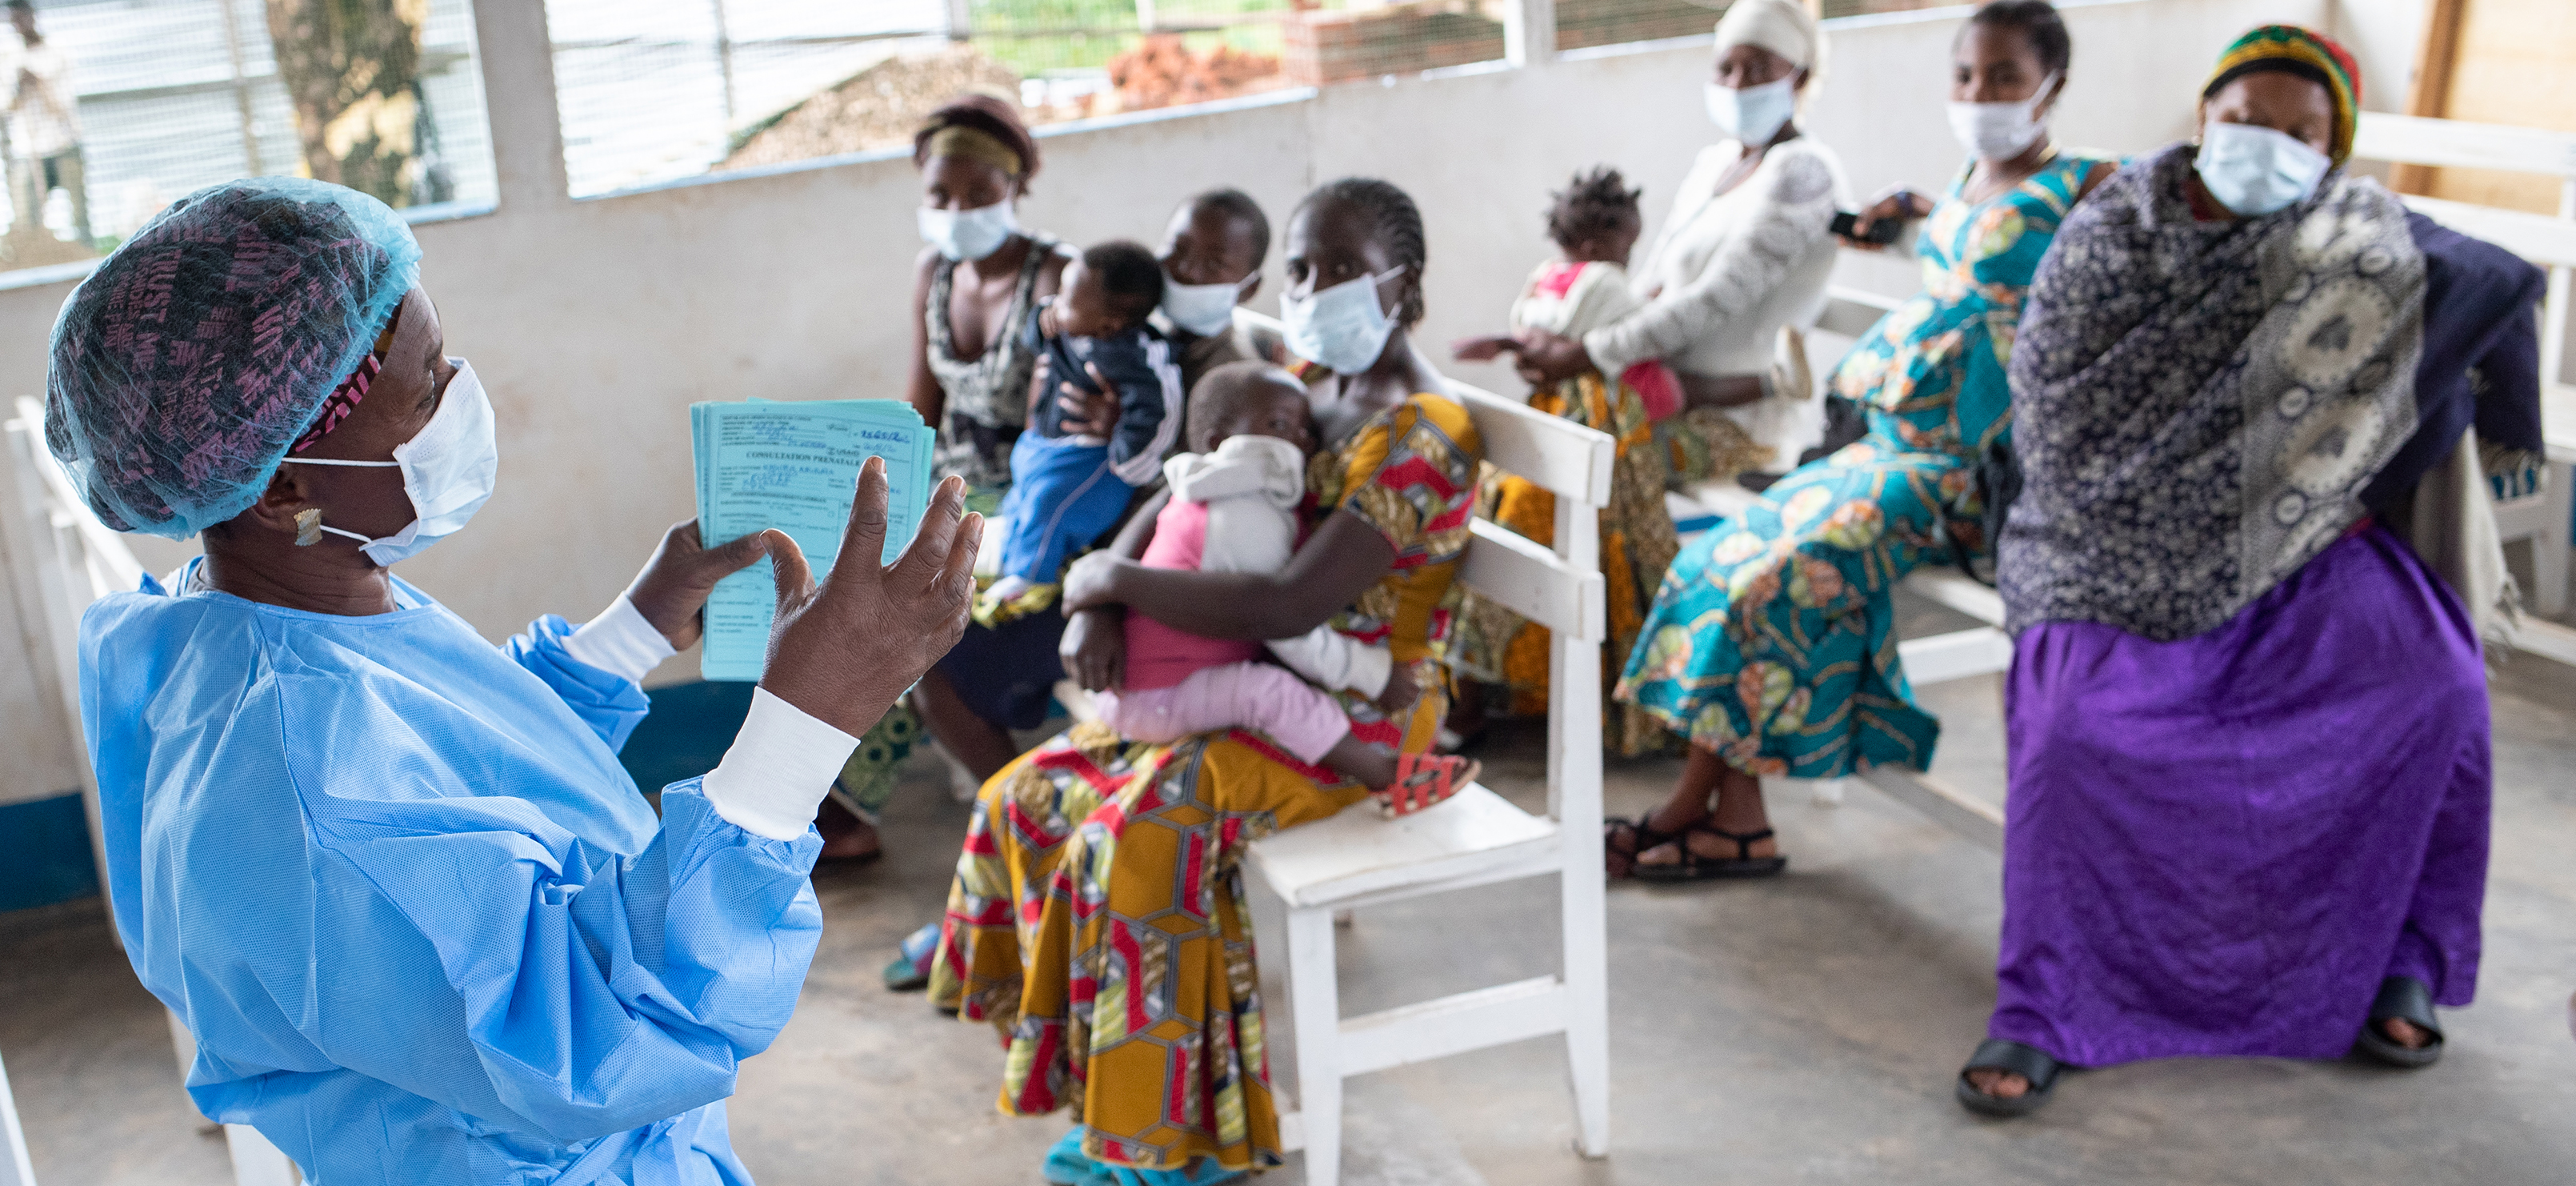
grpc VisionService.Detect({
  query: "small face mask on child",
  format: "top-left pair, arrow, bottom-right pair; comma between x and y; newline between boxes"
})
1283,266 -> 1406,376
1946,73 -> 2057,160
282,358 -> 498,567
2194,121 -> 2331,218
917,200 -> 1019,262
1704,75 -> 1798,147
1161,275 -> 1253,338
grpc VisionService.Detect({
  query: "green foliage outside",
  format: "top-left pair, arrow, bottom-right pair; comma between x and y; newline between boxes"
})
969,0 -> 1297,78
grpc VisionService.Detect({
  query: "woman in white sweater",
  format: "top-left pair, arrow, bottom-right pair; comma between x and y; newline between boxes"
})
1516,0 -> 1846,484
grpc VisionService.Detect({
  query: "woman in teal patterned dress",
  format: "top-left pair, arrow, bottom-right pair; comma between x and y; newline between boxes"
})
1608,0 -> 2115,879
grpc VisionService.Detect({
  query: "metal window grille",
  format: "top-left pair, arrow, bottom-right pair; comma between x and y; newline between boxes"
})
0,0 -> 495,278
547,0 -> 952,198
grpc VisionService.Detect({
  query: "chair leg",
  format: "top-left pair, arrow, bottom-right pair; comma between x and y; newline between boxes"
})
2537,460 -> 2571,617
1285,905 -> 1342,1186
1561,810 -> 1612,1157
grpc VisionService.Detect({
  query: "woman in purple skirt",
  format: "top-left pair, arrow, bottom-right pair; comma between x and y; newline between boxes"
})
1958,25 -> 2550,1116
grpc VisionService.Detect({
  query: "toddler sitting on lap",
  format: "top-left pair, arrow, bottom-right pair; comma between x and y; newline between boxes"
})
1094,363 -> 1479,814
1454,166 -> 1682,420
980,239 -> 1184,624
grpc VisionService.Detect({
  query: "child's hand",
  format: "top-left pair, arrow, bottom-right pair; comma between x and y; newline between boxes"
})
1374,661 -> 1422,717
1839,187 -> 1935,251
1061,607 -> 1126,692
1450,335 -> 1522,363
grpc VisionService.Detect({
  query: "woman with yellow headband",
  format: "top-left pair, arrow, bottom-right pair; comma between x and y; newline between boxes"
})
1955,25 -> 2547,1116
878,94 -> 1097,869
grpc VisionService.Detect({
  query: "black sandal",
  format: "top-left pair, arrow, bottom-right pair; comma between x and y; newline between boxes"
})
1956,1038 -> 2063,1117
1604,815 -> 1682,879
2354,976 -> 2445,1068
1633,826 -> 1787,882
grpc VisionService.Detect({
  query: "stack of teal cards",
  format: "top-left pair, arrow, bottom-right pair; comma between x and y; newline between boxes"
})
690,399 -> 937,681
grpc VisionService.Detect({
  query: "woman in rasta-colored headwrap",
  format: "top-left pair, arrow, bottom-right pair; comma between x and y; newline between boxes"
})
1954,25 -> 2546,1117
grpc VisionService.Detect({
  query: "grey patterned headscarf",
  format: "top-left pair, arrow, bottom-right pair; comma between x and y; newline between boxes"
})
2002,143 -> 2425,640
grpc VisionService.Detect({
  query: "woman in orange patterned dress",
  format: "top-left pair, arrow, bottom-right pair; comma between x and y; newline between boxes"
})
925,178 -> 1481,1184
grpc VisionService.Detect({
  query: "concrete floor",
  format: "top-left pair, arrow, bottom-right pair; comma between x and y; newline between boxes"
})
6,600 -> 2575,1185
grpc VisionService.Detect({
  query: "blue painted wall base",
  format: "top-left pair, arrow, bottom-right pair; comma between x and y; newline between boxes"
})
0,792 -> 99,912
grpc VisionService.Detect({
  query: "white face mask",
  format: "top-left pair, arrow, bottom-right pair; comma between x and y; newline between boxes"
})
1947,72 -> 2057,160
1704,75 -> 1798,146
1283,266 -> 1406,376
917,199 -> 1018,262
1161,274 -> 1253,338
282,358 -> 498,567
2195,121 -> 2331,218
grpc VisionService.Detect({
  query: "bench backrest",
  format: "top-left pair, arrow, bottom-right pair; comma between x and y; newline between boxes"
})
1230,308 -> 1610,645
2353,111 -> 2576,389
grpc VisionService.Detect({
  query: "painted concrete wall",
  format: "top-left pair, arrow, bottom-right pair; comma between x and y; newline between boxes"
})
0,0 -> 2335,805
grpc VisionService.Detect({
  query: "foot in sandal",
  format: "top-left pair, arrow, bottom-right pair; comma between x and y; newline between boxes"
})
1369,752 -> 1480,816
1956,1038 -> 2063,1117
1314,731 -> 1478,816
1634,824 -> 1786,880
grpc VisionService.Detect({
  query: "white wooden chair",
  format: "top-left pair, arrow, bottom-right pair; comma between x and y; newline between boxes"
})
1222,312 -> 1612,1184
2,398 -> 301,1186
2354,113 -> 2576,647
0,1048 -> 35,1186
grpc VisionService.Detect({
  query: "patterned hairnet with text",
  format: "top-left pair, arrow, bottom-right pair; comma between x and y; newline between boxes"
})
45,178 -> 421,538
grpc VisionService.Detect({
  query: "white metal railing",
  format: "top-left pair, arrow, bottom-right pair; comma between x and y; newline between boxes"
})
1,397 -> 300,1186
0,396 -> 126,892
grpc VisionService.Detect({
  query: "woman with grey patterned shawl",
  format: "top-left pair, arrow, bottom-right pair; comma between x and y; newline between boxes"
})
1956,26 -> 2548,1118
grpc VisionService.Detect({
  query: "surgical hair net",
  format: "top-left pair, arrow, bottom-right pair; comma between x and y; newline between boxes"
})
45,178 -> 422,538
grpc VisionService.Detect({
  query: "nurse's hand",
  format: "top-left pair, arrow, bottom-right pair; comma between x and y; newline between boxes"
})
625,520 -> 775,651
760,462 -> 980,738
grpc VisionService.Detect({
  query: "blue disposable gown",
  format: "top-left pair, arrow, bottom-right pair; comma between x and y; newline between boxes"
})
80,562 -> 824,1184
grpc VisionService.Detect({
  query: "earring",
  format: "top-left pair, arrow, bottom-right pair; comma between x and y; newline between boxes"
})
294,508 -> 322,547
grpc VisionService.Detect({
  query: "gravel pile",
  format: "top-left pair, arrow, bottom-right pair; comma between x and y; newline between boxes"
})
718,45 -> 1026,172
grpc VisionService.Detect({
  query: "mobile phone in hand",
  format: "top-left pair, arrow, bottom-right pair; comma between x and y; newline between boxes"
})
1831,210 -> 1904,245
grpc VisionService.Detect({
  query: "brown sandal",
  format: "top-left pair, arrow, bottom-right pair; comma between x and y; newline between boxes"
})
1376,753 -> 1479,817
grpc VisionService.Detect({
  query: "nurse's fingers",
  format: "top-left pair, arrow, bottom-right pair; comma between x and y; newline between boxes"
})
766,529 -> 814,605
830,457 -> 892,588
886,474 -> 968,594
937,513 -> 982,615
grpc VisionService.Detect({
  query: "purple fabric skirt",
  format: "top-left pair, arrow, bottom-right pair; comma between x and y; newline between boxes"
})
1991,524 -> 2490,1066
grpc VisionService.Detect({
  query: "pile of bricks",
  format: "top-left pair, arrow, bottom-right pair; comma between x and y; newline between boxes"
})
1553,0 -> 1722,53
1107,34 -> 1285,114
1282,1 -> 1507,87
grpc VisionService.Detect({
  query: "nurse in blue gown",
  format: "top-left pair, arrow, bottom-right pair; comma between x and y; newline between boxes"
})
45,179 -> 982,1184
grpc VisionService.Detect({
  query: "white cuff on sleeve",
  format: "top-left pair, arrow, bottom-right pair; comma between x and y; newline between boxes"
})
1345,644 -> 1392,699
564,595 -> 677,684
700,687 -> 860,841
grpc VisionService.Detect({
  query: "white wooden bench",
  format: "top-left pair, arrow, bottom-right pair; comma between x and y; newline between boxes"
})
1219,312 -> 1614,1183
2,398 -> 302,1186
2354,111 -> 2576,664
1663,289 -> 2014,850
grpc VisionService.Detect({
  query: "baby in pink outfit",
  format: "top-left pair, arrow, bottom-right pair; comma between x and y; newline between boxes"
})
1092,363 -> 1476,807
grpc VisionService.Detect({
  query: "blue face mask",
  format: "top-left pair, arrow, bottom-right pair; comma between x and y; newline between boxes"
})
1704,75 -> 1798,146
2195,121 -> 2331,218
1283,266 -> 1406,376
917,200 -> 1018,262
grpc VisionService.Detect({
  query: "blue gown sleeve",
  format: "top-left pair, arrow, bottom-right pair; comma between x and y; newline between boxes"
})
295,777 -> 823,1143
506,614 -> 651,752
